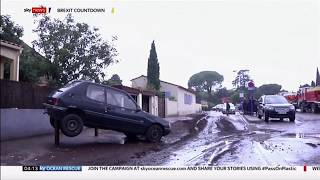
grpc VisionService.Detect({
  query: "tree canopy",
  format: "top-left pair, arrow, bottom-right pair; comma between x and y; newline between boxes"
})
0,15 -> 55,84
147,41 -> 160,90
188,71 -> 224,98
32,14 -> 118,85
316,67 -> 320,86
0,15 -> 23,44
255,84 -> 282,98
232,69 -> 251,90
102,74 -> 122,86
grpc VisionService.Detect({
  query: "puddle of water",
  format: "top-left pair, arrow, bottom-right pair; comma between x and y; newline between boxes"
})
253,131 -> 266,134
281,133 -> 320,139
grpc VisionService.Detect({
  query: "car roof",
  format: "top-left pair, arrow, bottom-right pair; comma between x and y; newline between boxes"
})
264,95 -> 283,97
77,80 -> 132,96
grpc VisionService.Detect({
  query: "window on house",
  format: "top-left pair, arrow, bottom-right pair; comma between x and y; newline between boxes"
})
184,94 -> 192,105
165,91 -> 171,98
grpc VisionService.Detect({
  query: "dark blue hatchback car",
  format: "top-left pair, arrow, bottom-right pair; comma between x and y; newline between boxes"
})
44,80 -> 170,142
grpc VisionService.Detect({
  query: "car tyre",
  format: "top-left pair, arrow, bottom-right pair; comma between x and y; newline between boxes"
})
300,105 -> 306,113
257,112 -> 262,119
60,114 -> 83,137
146,124 -> 163,143
289,116 -> 295,122
264,112 -> 269,122
311,104 -> 318,113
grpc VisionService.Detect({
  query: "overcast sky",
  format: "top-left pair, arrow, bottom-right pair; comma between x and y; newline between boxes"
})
2,0 -> 319,92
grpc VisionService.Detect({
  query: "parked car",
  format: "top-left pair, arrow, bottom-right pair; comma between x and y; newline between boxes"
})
257,95 -> 296,122
222,103 -> 236,114
212,104 -> 224,111
44,80 -> 171,142
211,104 -> 219,111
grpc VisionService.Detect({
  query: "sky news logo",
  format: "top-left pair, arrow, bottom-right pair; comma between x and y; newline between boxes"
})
24,7 -> 51,14
23,166 -> 82,171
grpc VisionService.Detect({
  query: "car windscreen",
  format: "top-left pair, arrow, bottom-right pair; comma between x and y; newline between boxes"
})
265,96 -> 288,104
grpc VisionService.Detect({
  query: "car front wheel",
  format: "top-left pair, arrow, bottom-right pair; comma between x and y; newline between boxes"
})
146,124 -> 163,143
257,112 -> 262,119
60,114 -> 83,137
289,116 -> 295,122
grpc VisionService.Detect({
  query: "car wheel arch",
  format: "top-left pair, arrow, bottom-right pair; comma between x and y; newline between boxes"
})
65,108 -> 86,120
145,123 -> 164,134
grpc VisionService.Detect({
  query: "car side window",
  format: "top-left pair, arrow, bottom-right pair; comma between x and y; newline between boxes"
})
107,88 -> 136,110
86,85 -> 105,103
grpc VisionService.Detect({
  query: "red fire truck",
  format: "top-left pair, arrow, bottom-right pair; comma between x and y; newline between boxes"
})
296,86 -> 320,113
281,92 -> 298,108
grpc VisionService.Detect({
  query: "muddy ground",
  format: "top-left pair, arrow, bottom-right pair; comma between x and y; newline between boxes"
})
1,113 -> 207,165
1,111 -> 320,166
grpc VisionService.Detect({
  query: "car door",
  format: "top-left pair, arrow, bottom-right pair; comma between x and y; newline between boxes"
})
82,83 -> 107,127
105,88 -> 146,134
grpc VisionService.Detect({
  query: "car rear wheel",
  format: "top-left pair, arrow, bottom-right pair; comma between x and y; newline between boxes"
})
300,104 -> 306,113
60,114 -> 83,137
311,104 -> 318,113
264,112 -> 269,122
146,124 -> 163,143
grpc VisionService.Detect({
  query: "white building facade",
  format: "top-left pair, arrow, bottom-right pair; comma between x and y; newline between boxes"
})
131,75 -> 202,117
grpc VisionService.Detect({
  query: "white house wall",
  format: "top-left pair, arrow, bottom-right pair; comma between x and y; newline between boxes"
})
176,88 -> 197,115
131,76 -> 201,116
132,76 -> 180,99
149,96 -> 158,116
159,82 -> 179,99
165,100 -> 178,116
132,77 -> 147,89
194,103 -> 202,112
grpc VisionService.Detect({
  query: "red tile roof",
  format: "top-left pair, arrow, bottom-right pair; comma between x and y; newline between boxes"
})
0,40 -> 23,51
112,84 -> 156,96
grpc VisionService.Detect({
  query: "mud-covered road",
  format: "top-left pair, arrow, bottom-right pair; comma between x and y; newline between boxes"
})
1,112 -> 320,166
132,111 -> 320,166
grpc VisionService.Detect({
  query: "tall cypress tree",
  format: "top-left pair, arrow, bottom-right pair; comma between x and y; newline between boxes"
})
316,67 -> 320,86
147,41 -> 160,90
